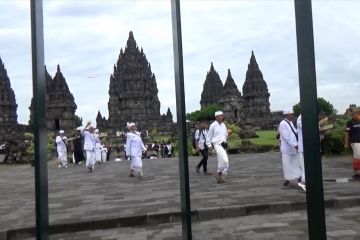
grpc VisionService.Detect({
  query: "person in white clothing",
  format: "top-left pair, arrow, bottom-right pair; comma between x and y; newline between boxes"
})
296,115 -> 306,180
55,130 -> 68,168
206,111 -> 229,184
279,110 -> 301,188
100,145 -> 108,162
126,122 -> 147,179
296,115 -> 306,191
81,122 -> 97,173
94,129 -> 102,164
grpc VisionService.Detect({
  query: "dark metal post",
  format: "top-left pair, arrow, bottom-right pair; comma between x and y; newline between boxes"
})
294,1 -> 327,239
170,0 -> 192,239
30,0 -> 49,239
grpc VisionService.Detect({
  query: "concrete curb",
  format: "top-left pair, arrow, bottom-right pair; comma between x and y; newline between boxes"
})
5,196 -> 360,239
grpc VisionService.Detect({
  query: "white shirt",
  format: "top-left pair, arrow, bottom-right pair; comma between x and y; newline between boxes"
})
56,135 -> 67,152
297,115 -> 303,153
195,129 -> 208,150
126,131 -> 146,157
206,121 -> 228,147
279,119 -> 298,154
94,133 -> 101,149
81,129 -> 96,151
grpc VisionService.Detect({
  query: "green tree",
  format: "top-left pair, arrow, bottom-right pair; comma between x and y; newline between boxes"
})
293,97 -> 336,116
186,104 -> 221,122
75,114 -> 82,127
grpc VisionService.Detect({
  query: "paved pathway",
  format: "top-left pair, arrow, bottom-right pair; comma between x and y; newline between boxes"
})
1,151 -> 359,239
22,207 -> 360,240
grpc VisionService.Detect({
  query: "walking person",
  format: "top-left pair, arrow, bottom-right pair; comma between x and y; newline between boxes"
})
81,122 -> 97,173
206,111 -> 229,183
165,141 -> 173,158
195,121 -> 211,175
279,110 -> 301,188
94,129 -> 102,164
55,130 -> 68,168
73,130 -> 85,164
296,114 -> 306,191
126,122 -> 147,179
345,110 -> 360,179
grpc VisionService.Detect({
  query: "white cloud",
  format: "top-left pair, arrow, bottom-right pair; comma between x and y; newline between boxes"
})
0,0 -> 359,125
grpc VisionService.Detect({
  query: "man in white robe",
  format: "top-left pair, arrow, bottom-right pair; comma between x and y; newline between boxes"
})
296,114 -> 306,191
206,111 -> 229,184
279,110 -> 301,187
55,130 -> 68,168
126,122 -> 147,179
81,122 -> 97,173
94,129 -> 102,164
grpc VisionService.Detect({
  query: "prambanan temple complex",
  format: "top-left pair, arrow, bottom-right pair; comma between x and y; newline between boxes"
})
0,57 -> 25,162
1,31 -> 284,160
101,31 -> 174,135
29,65 -> 77,132
200,52 -> 280,128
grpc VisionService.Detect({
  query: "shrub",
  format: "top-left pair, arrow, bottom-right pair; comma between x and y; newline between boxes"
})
324,129 -> 344,154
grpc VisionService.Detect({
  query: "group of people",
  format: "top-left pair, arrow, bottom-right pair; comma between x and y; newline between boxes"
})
194,111 -> 231,184
55,109 -> 360,187
151,140 -> 173,158
55,122 -> 110,172
278,111 -> 306,191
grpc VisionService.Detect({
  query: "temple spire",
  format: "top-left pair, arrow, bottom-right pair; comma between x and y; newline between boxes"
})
200,62 -> 223,109
126,31 -> 137,49
223,68 -> 241,97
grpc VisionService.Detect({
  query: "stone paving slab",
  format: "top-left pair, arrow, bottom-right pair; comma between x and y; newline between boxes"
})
1,152 -> 359,238
18,207 -> 360,240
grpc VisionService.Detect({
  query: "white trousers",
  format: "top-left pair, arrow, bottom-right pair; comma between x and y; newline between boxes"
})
351,143 -> 360,159
131,155 -> 143,175
101,151 -> 107,162
95,148 -> 101,162
57,151 -> 67,166
85,150 -> 96,168
214,143 -> 229,174
298,152 -> 306,183
281,153 -> 301,181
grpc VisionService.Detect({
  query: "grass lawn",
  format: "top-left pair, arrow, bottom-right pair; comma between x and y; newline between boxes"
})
243,130 -> 278,146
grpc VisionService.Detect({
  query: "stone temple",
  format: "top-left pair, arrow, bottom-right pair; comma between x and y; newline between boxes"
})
105,31 -> 174,135
200,62 -> 224,108
29,65 -> 77,131
242,51 -> 271,126
200,51 -> 278,128
219,69 -> 244,124
0,57 -> 25,161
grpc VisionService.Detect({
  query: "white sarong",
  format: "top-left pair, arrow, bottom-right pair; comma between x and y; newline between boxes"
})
57,151 -> 67,166
281,153 -> 301,181
298,152 -> 306,183
351,143 -> 360,159
214,143 -> 229,174
131,155 -> 143,175
95,148 -> 101,162
85,150 -> 96,168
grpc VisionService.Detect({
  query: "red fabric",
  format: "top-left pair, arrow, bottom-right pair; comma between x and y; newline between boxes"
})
353,159 -> 360,170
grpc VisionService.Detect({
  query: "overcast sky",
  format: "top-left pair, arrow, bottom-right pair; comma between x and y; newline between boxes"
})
0,0 -> 359,125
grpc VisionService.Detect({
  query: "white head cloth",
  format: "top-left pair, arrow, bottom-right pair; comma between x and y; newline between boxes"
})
214,111 -> 224,117
127,122 -> 136,129
283,110 -> 294,115
94,129 -> 99,133
59,130 -> 64,134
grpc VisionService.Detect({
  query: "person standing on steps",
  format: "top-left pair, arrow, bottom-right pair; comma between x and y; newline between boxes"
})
195,121 -> 211,176
206,111 -> 229,184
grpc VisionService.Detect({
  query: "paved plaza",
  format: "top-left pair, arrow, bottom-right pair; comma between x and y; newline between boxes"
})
1,151 -> 360,239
